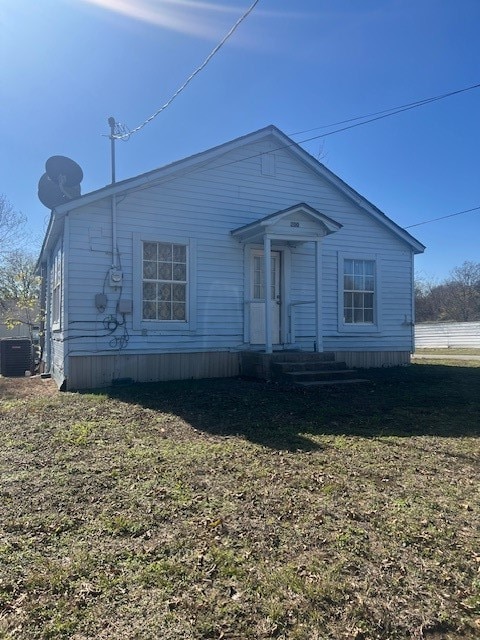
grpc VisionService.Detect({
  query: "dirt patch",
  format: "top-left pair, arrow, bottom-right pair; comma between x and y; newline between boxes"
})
0,375 -> 57,400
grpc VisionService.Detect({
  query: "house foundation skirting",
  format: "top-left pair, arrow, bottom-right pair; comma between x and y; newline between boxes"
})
66,351 -> 240,390
332,351 -> 410,369
63,349 -> 410,390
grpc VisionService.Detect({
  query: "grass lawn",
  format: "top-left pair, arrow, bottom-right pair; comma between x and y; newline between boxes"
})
0,362 -> 479,640
415,348 -> 480,356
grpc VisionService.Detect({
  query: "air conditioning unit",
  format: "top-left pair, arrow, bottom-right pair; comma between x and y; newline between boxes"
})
0,339 -> 33,377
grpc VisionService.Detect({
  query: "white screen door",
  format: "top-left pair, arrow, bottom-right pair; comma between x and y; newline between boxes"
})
250,250 -> 281,344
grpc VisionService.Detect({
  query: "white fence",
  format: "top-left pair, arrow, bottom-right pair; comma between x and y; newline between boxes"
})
0,323 -> 31,339
415,321 -> 480,349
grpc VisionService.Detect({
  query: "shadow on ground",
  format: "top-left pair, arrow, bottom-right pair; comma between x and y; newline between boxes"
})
99,364 -> 480,451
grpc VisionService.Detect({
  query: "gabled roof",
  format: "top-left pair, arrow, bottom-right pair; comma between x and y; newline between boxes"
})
37,124 -> 425,264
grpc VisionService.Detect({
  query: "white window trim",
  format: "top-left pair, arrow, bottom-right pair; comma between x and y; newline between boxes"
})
133,233 -> 197,332
51,246 -> 62,332
337,251 -> 382,334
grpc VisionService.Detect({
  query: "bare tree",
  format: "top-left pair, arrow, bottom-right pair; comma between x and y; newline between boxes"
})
414,273 -> 442,322
415,261 -> 480,322
0,194 -> 27,253
445,261 -> 480,321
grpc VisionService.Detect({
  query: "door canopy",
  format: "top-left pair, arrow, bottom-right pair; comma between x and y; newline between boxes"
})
231,202 -> 342,244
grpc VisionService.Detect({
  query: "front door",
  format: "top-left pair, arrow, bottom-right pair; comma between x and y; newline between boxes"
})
250,250 -> 281,345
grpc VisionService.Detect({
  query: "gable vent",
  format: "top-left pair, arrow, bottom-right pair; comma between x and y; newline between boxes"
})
261,153 -> 276,177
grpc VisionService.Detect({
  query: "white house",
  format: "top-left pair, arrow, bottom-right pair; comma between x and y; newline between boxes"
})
36,125 -> 425,390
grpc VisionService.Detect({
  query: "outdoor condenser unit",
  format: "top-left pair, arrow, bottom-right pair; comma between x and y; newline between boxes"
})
0,338 -> 33,377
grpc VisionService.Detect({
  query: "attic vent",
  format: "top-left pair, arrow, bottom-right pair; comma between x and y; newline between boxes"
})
261,153 -> 276,177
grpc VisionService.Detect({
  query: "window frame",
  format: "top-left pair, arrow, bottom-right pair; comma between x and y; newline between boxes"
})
51,246 -> 62,331
337,252 -> 381,333
133,233 -> 197,332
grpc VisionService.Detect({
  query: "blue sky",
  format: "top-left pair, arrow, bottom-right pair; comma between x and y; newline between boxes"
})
1,0 -> 479,281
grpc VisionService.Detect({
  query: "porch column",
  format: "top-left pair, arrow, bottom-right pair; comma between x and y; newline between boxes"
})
263,235 -> 272,354
315,238 -> 323,352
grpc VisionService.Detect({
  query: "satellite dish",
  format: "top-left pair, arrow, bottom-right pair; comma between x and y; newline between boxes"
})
38,155 -> 83,209
38,173 -> 68,209
45,155 -> 83,187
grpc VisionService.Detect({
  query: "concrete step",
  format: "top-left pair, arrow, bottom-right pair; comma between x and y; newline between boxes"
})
272,361 -> 346,374
240,351 -> 345,381
266,351 -> 336,363
296,378 -> 371,388
284,369 -> 358,383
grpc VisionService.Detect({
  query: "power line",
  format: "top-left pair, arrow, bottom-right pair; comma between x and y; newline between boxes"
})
114,0 -> 260,140
404,206 -> 480,229
289,81 -> 480,138
177,138 -> 480,231
181,81 -> 480,177
106,60 -> 480,232
118,126 -> 480,232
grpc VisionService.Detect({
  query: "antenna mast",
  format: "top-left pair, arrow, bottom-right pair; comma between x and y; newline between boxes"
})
108,116 -> 116,184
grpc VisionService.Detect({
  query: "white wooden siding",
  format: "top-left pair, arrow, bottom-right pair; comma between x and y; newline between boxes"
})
60,135 -> 415,372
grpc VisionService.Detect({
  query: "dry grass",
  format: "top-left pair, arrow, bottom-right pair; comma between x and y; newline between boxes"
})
415,348 -> 480,356
0,363 -> 479,640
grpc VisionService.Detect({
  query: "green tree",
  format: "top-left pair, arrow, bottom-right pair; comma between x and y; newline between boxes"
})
0,195 -> 40,338
0,250 -> 40,338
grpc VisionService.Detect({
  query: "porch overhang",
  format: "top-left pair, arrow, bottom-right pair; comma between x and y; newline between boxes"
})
231,202 -> 342,244
232,203 -> 342,355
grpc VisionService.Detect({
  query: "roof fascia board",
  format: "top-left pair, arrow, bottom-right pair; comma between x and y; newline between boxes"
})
53,125 -> 280,217
35,213 -> 56,272
232,202 -> 342,237
232,203 -> 342,242
37,127 -> 279,265
47,124 -> 424,254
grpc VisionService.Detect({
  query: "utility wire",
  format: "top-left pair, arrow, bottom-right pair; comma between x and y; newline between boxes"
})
294,83 -> 480,145
107,65 -> 480,231
168,80 -> 480,178
405,205 -> 480,229
289,82 -> 480,138
120,126 -> 480,232
114,0 -> 260,140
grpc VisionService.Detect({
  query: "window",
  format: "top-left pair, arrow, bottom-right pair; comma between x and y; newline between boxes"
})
52,249 -> 62,328
337,254 -> 380,333
133,234 -> 196,332
142,242 -> 187,321
253,255 -> 277,300
343,258 -> 375,324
